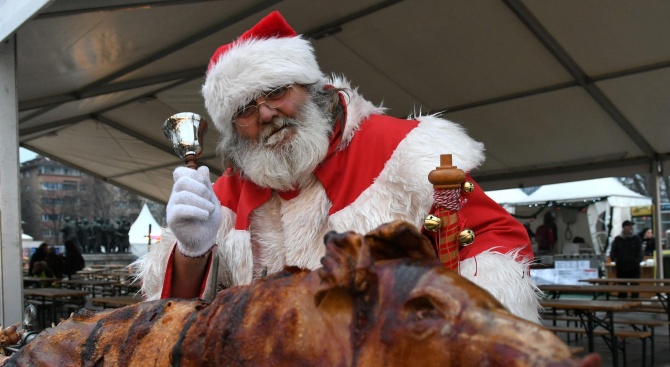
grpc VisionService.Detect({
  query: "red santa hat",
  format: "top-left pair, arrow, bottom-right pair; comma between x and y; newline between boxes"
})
202,11 -> 326,133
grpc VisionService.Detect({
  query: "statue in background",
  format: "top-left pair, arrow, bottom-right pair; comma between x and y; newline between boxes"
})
118,219 -> 131,253
91,217 -> 105,253
77,218 -> 93,253
104,219 -> 117,253
60,216 -> 79,248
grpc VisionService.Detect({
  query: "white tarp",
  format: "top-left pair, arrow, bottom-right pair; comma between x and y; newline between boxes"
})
513,178 -> 651,206
486,188 -> 529,204
128,204 -> 161,258
486,178 -> 652,256
485,188 -> 529,215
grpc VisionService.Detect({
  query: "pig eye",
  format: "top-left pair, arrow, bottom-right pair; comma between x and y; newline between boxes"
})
406,296 -> 441,320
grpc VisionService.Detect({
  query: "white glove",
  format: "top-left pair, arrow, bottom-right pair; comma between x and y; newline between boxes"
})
167,166 -> 221,258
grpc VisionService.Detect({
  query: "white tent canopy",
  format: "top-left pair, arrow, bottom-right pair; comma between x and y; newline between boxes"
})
512,178 -> 652,207
485,188 -> 529,214
486,188 -> 529,205
487,178 -> 652,256
128,204 -> 161,258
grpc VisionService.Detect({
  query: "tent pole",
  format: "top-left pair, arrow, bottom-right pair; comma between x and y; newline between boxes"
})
652,160 -> 664,279
0,34 -> 24,326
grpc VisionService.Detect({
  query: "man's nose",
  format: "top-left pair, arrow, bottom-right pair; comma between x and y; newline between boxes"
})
257,103 -> 278,123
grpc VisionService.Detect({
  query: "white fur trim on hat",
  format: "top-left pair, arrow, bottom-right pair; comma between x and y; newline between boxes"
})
202,36 -> 327,135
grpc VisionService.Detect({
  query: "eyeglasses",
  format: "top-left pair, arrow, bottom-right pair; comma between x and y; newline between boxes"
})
233,85 -> 293,126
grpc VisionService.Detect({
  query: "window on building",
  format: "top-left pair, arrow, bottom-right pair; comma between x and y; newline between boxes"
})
41,182 -> 62,190
42,229 -> 56,237
63,196 -> 78,205
38,166 -> 80,176
80,184 -> 87,192
41,213 -> 59,221
41,197 -> 65,206
62,181 -> 78,191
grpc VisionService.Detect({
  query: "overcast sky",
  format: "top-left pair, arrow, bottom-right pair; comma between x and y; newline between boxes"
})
20,147 -> 37,163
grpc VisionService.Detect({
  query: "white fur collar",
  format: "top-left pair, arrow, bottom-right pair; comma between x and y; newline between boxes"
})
327,75 -> 386,149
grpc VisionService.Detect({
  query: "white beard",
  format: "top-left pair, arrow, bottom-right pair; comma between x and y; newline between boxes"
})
224,98 -> 332,191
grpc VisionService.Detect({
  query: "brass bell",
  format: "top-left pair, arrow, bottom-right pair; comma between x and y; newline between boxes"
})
424,214 -> 442,232
462,181 -> 474,193
458,229 -> 475,245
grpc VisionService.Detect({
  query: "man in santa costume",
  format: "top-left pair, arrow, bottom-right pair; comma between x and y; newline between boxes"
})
137,11 -> 540,322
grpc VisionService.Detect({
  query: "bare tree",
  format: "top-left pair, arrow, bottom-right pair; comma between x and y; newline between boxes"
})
35,186 -> 79,245
617,174 -> 669,202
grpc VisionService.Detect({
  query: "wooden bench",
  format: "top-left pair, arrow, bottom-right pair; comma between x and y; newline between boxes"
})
543,326 -> 651,367
542,313 -> 667,363
613,318 -> 670,366
568,346 -> 585,356
629,305 -> 666,314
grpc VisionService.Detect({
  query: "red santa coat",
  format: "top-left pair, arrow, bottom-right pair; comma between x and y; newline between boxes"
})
137,77 -> 539,322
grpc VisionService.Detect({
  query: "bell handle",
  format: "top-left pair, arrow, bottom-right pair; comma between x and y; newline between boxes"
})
184,154 -> 198,169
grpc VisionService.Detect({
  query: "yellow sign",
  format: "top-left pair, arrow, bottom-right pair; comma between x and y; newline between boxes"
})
631,205 -> 653,216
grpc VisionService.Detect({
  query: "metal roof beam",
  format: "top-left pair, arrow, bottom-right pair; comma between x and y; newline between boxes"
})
503,0 -> 657,159
474,156 -> 656,184
19,68 -> 204,112
36,0 -> 222,19
19,78 -> 191,137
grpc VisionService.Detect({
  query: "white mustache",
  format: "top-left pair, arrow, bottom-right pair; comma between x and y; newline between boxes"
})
258,117 -> 298,143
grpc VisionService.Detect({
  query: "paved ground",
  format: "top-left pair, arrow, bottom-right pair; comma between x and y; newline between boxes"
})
542,310 -> 670,367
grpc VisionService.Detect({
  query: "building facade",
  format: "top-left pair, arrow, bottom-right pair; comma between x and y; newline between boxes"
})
20,156 -> 165,246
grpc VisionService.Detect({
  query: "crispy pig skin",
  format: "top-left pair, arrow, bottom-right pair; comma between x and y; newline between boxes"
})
6,221 -> 601,367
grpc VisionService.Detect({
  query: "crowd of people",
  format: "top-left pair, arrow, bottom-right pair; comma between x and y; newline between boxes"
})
27,241 -> 85,280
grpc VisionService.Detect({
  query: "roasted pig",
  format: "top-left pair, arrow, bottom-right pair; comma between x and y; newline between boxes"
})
5,221 -> 600,366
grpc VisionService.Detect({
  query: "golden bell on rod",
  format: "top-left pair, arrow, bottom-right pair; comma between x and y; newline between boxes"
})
458,229 -> 475,245
462,181 -> 474,193
424,214 -> 442,232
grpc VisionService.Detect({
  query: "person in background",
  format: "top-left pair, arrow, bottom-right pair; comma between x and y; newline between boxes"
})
534,211 -> 557,256
28,242 -> 49,276
45,246 -> 65,279
63,240 -> 86,278
639,227 -> 655,256
31,261 -> 54,279
610,220 -> 644,298
137,11 -> 539,322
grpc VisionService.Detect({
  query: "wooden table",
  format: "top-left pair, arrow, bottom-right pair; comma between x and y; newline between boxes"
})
90,264 -> 128,269
56,279 -> 118,298
90,296 -> 142,309
23,288 -> 90,328
71,269 -> 106,279
100,270 -> 135,282
541,299 -> 641,367
580,278 -> 670,285
111,282 -> 141,296
539,284 -> 670,302
540,284 -> 670,336
22,276 -> 58,287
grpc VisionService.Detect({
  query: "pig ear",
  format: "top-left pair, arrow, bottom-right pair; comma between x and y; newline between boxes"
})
364,221 -> 437,261
317,230 -> 374,303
